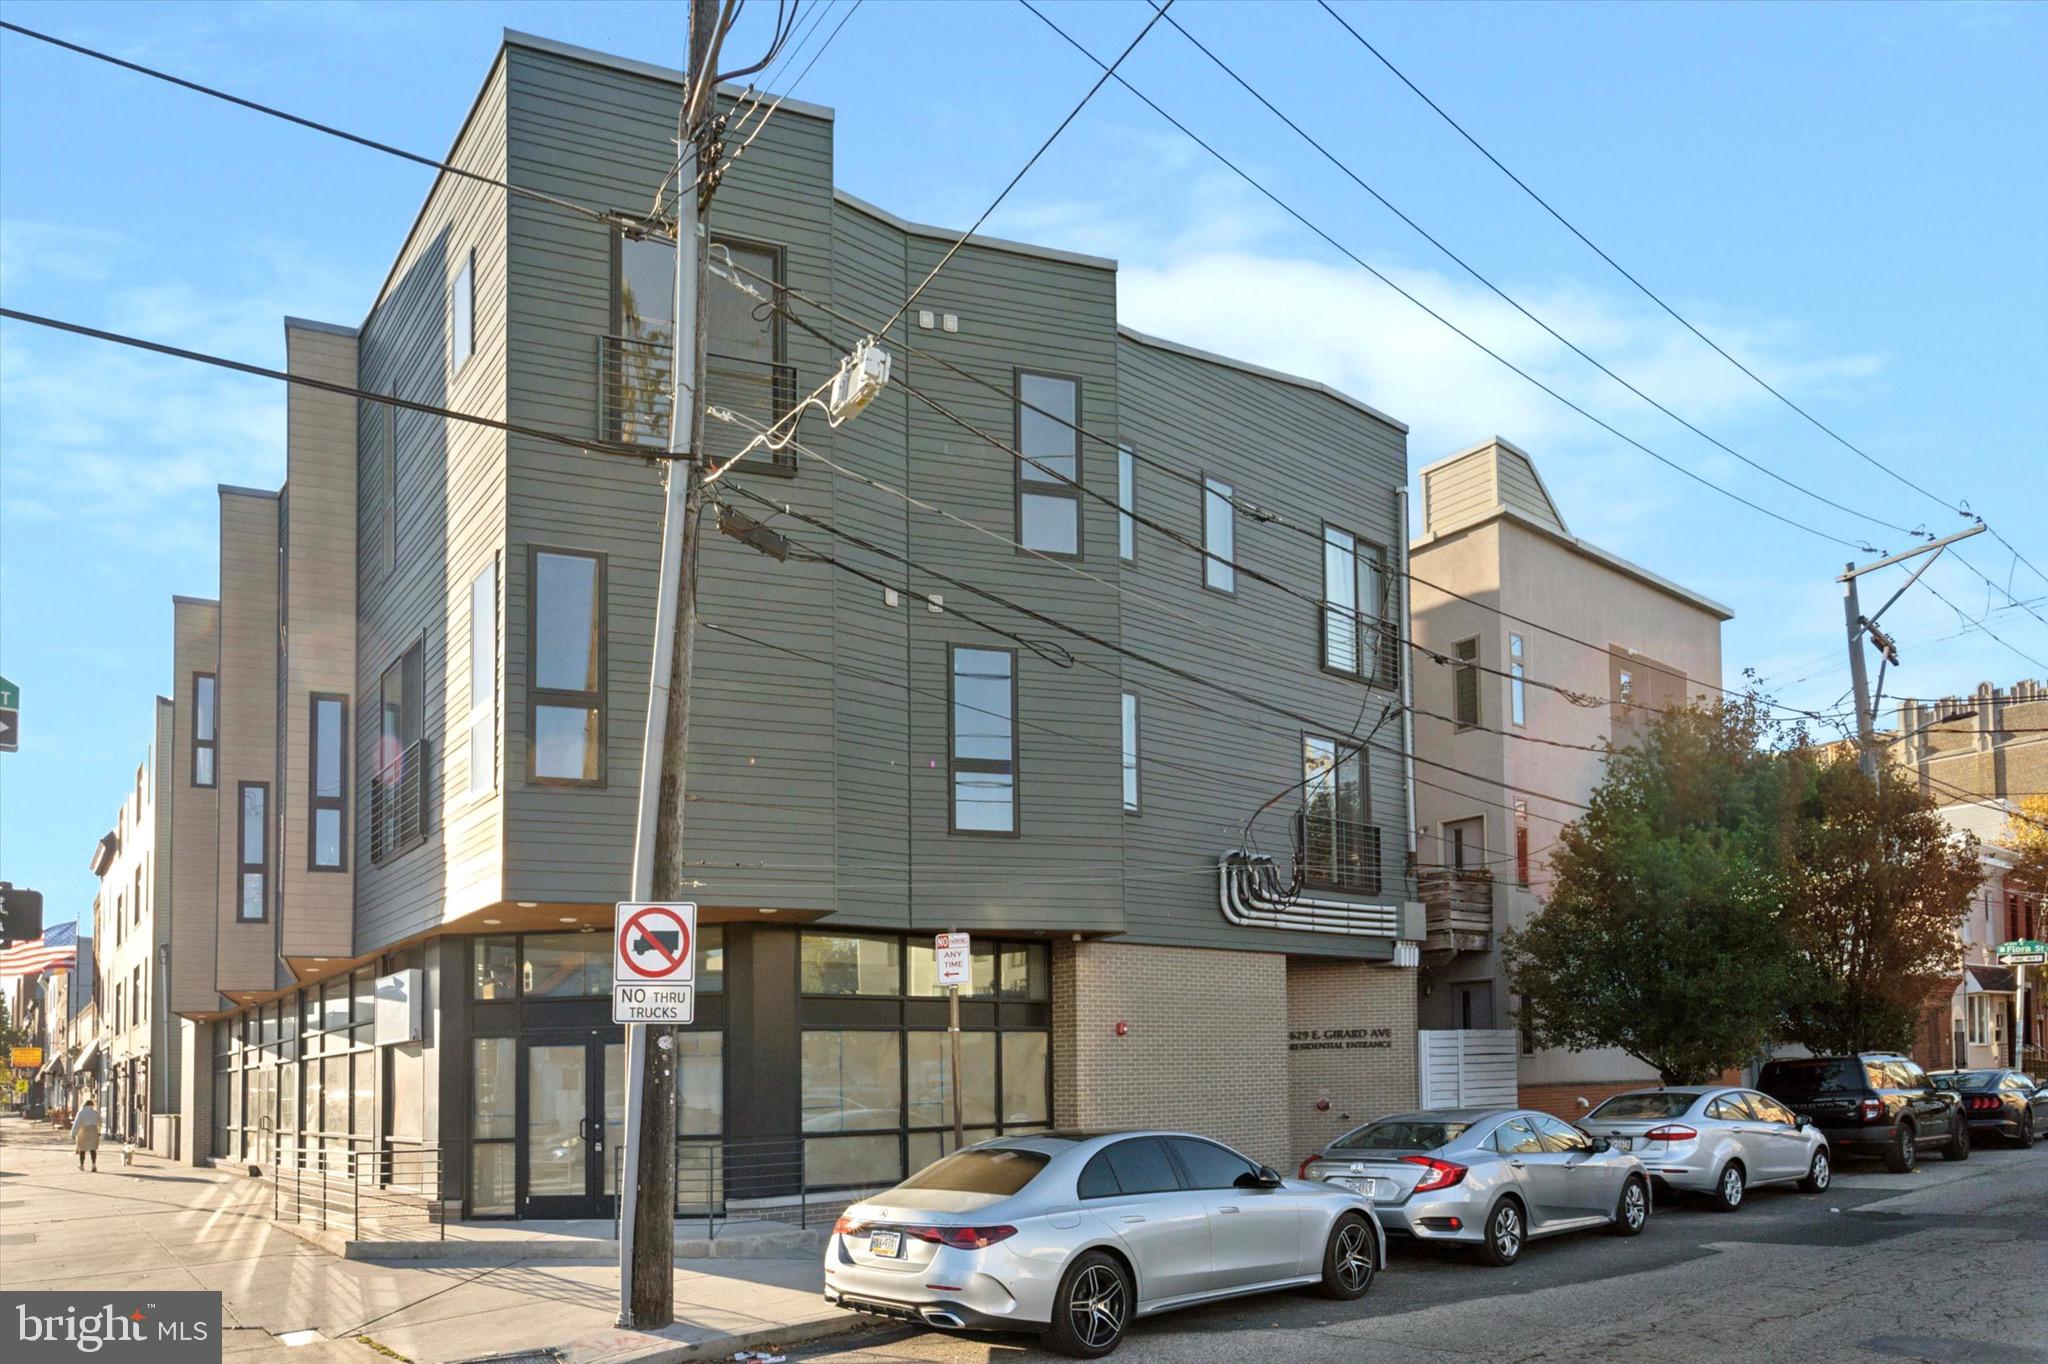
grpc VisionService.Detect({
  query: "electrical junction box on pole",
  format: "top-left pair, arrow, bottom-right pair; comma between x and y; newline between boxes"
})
827,341 -> 891,422
615,901 -> 697,1023
935,932 -> 971,989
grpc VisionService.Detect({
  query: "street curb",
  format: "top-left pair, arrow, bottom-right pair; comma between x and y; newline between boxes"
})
556,1309 -> 887,1364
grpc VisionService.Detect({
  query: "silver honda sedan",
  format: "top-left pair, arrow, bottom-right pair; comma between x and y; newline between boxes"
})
1300,1108 -> 1647,1267
1581,1087 -> 1832,1209
824,1131 -> 1386,1357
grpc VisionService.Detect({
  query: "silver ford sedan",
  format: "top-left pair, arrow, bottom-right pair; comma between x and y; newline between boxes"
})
1581,1087 -> 1832,1209
1300,1108 -> 1648,1267
824,1131 -> 1385,1357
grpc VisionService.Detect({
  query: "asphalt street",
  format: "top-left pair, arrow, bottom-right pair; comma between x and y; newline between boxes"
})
797,1143 -> 2048,1364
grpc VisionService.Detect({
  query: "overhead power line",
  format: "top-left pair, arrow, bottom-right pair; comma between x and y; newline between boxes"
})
1312,0 -> 2048,599
1149,2 -> 1922,544
0,308 -> 657,462
1017,1 -> 1869,555
873,0 -> 1175,339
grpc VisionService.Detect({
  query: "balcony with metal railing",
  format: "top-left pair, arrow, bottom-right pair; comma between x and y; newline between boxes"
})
1418,865 -> 1494,955
1321,605 -> 1400,690
598,335 -> 798,474
1297,808 -> 1382,897
369,740 -> 427,867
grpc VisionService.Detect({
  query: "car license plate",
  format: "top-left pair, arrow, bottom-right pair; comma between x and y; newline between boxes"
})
1613,1137 -> 1633,1151
868,1229 -> 903,1259
1338,1177 -> 1379,1197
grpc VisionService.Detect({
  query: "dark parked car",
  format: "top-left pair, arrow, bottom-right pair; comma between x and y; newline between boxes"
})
1929,1069 -> 2047,1147
1757,1053 -> 1968,1172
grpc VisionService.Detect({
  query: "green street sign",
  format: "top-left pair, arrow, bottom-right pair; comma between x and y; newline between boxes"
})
0,674 -> 14,754
0,675 -> 16,709
1997,939 -> 2048,965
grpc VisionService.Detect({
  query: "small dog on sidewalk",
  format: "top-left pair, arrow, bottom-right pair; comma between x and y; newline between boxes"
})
121,1140 -> 135,1167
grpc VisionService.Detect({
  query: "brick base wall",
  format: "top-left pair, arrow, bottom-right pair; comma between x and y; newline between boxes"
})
1053,941 -> 1291,1168
1286,959 -> 1418,1164
1518,1080 -> 1651,1122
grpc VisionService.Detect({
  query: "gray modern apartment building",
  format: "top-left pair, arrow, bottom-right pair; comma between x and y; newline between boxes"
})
148,31 -> 1424,1221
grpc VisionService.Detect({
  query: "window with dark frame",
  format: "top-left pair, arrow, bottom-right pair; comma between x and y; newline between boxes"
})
1509,633 -> 1527,726
1121,692 -> 1140,814
1203,476 -> 1235,593
1015,372 -> 1081,556
371,640 -> 425,866
309,694 -> 347,871
450,249 -> 475,374
1322,524 -> 1391,685
237,782 -> 269,921
950,647 -> 1017,834
466,558 -> 497,797
1117,446 -> 1135,560
1453,637 -> 1480,727
192,672 -> 217,787
528,547 -> 606,786
1301,735 -> 1376,892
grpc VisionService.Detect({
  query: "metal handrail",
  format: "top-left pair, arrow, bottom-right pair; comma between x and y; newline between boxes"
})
611,1135 -> 809,1242
369,740 -> 428,866
1296,808 -> 1382,895
271,1138 -> 444,1241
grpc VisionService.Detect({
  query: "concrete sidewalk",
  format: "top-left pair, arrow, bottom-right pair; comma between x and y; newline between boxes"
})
0,1118 -> 874,1364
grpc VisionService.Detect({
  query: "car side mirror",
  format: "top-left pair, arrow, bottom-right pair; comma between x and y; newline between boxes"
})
1237,1166 -> 1285,1189
1795,1114 -> 1812,1129
1590,1136 -> 1613,1153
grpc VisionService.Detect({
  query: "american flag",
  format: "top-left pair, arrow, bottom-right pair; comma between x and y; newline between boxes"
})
0,920 -> 78,976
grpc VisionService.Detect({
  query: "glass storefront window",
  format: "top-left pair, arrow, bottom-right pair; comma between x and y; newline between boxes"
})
1001,1032 -> 1050,1123
907,1030 -> 996,1127
800,1031 -> 900,1132
908,1126 -> 999,1174
474,1037 -> 515,1139
698,925 -> 725,993
522,932 -> 609,997
805,1133 -> 902,1190
353,969 -> 376,1026
322,982 -> 351,1034
907,941 -> 996,997
475,936 -> 517,1000
353,1053 -> 375,1137
999,944 -> 1050,999
471,1143 -> 515,1217
801,934 -> 900,995
322,1056 -> 349,1133
391,1043 -> 425,1140
678,1032 -> 723,1135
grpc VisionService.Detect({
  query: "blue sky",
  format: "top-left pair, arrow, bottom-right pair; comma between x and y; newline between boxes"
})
3,0 -> 2045,927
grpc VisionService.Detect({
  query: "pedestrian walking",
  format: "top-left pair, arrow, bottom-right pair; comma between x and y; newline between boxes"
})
72,1095 -> 101,1172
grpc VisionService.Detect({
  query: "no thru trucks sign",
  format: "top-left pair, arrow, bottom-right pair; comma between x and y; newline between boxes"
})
613,901 -> 696,1023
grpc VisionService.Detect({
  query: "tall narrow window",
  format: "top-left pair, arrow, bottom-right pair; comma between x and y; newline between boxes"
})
1514,800 -> 1531,887
1322,526 -> 1388,683
1302,736 -> 1374,891
192,673 -> 217,787
1453,638 -> 1480,727
1015,373 -> 1080,556
372,643 -> 423,866
309,695 -> 347,870
450,250 -> 475,374
528,548 -> 605,785
950,647 -> 1017,834
1509,633 -> 1526,727
238,782 -> 269,921
378,642 -> 423,774
1117,446 -> 1135,561
467,558 -> 498,796
1203,476 -> 1235,593
1120,692 -> 1140,814
382,402 -> 397,576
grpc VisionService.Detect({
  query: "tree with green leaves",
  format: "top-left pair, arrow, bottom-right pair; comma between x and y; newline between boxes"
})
1505,698 -> 1802,1084
1779,759 -> 1980,1054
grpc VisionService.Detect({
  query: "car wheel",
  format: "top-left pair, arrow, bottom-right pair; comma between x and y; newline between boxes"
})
1798,1147 -> 1832,1193
1476,1198 -> 1524,1267
1709,1161 -> 1745,1212
1606,1176 -> 1649,1236
1943,1118 -> 1970,1162
1043,1251 -> 1131,1359
1317,1213 -> 1376,1300
2016,1112 -> 2034,1149
1882,1123 -> 1916,1173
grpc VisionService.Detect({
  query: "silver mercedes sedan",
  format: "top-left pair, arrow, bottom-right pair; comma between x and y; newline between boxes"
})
823,1131 -> 1385,1357
1300,1108 -> 1647,1267
1581,1086 -> 1832,1208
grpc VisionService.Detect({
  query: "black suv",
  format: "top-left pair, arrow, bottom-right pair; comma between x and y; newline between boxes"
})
1757,1053 -> 1969,1171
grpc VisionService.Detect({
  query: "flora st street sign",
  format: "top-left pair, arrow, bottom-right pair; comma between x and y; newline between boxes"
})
1996,939 -> 2048,966
0,673 -> 17,754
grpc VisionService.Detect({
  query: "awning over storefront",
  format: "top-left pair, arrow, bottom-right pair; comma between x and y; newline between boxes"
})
36,1051 -> 62,1078
1965,964 -> 2018,994
72,1036 -> 101,1074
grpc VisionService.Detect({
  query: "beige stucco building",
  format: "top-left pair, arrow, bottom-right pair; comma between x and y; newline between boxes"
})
1408,438 -> 1731,1113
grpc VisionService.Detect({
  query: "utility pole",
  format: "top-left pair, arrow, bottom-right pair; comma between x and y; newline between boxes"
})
1837,523 -> 1987,783
618,0 -> 722,1330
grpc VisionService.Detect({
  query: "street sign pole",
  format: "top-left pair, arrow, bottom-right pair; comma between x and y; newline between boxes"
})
935,931 -> 969,1153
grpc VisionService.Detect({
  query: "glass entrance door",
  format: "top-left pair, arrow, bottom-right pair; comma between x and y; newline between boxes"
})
521,1034 -> 624,1218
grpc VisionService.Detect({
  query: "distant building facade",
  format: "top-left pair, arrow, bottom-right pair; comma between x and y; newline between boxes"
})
1407,438 -> 1730,1115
